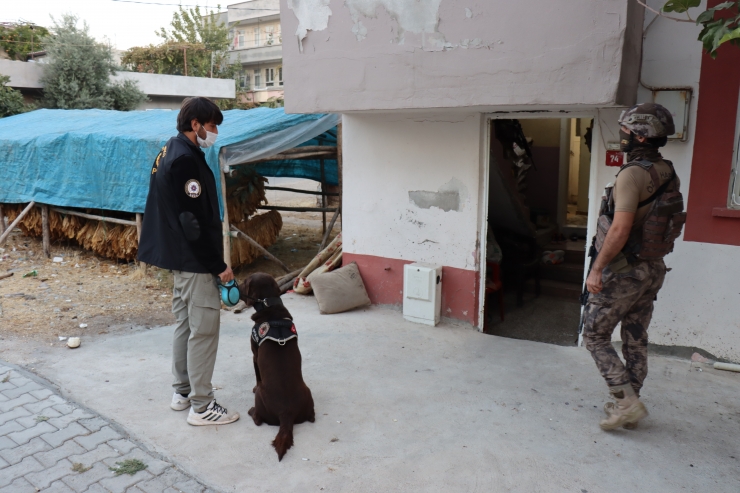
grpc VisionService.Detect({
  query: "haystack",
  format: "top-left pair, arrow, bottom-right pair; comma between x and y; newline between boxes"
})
3,200 -> 283,267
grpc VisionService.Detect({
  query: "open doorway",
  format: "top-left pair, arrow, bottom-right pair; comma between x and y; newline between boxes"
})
482,117 -> 594,346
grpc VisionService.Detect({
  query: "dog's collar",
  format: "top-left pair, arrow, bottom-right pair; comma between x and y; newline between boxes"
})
245,296 -> 284,312
251,319 -> 296,346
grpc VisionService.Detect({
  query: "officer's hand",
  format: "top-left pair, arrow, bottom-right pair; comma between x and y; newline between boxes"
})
586,268 -> 603,294
218,267 -> 234,283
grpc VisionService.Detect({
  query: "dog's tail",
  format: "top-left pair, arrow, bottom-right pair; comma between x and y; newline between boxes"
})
272,417 -> 294,461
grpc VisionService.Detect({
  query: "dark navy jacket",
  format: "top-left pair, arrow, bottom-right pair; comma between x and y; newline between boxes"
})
137,133 -> 226,275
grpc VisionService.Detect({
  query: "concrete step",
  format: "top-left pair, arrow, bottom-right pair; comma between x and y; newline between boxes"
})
544,245 -> 586,265
540,263 -> 585,284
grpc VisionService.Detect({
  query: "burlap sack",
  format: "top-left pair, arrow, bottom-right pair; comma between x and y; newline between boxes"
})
310,262 -> 371,314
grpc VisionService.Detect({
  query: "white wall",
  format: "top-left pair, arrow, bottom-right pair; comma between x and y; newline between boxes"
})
0,59 -> 236,102
281,0 -> 642,113
343,112 -> 482,271
587,1 -> 740,362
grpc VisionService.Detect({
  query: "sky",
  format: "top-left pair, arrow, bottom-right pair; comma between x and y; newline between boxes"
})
1,0 -> 224,50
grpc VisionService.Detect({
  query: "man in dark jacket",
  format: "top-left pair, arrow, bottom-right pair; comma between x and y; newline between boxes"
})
138,97 -> 238,426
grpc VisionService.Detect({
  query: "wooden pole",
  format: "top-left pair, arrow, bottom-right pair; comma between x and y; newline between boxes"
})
0,272 -> 13,281
50,207 -> 136,226
319,206 -> 341,252
0,201 -> 35,246
230,225 -> 290,273
337,120 -> 343,232
219,168 -> 232,269
275,268 -> 302,285
0,204 -> 5,236
135,213 -> 146,271
41,204 -> 50,258
257,206 -> 337,213
135,213 -> 143,242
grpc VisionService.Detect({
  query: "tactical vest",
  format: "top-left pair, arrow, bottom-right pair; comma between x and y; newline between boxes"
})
251,319 -> 297,347
595,159 -> 686,261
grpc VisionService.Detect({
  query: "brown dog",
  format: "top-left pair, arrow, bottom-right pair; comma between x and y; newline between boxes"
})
239,273 -> 315,461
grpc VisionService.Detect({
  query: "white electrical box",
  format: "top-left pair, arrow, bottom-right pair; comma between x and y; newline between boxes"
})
403,263 -> 442,326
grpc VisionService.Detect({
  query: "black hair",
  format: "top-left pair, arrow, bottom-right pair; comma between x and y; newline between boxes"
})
176,97 -> 224,132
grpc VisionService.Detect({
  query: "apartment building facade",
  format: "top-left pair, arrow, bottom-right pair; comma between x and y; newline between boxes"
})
221,0 -> 283,104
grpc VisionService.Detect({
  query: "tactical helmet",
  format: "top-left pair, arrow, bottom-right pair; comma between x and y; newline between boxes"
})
618,103 -> 675,138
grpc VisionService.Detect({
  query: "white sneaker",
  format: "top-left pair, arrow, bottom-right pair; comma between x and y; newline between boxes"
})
171,392 -> 191,411
187,400 -> 240,426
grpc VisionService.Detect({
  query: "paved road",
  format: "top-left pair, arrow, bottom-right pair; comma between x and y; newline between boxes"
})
0,361 -> 217,493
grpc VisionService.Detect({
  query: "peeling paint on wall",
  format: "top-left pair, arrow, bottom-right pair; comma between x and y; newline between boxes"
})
287,0 -> 332,53
409,178 -> 469,212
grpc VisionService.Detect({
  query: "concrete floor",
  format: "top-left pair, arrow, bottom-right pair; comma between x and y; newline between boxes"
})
22,294 -> 740,493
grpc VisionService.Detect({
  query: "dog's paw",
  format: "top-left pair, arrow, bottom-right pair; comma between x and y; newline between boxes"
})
248,407 -> 263,426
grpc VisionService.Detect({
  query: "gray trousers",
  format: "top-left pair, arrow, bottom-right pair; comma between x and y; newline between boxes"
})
171,271 -> 221,413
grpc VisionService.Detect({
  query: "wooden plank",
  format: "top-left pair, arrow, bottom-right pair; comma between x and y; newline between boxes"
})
41,204 -> 50,258
321,157 -> 327,234
275,269 -> 302,285
264,186 -> 339,197
230,225 -> 290,273
51,207 -> 136,226
257,206 -> 338,213
238,150 -> 337,166
0,204 -> 5,235
319,206 -> 341,252
135,213 -> 143,242
0,201 -> 35,245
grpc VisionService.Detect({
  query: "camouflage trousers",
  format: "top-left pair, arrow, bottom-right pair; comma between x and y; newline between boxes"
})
582,259 -> 666,393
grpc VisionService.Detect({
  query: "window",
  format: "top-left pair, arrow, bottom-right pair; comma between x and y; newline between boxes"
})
266,68 -> 274,87
278,66 -> 283,86
266,25 -> 274,45
254,27 -> 261,47
239,73 -> 250,89
254,69 -> 261,88
236,30 -> 244,48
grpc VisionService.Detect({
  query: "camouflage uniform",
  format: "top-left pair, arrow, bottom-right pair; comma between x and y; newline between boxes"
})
582,259 -> 666,394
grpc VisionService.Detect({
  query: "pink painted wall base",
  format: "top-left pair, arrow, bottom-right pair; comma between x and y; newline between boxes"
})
343,253 -> 479,326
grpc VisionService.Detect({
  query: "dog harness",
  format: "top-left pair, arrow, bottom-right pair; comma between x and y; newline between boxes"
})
251,319 -> 297,346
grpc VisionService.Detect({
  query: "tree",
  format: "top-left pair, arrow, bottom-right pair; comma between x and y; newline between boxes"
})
654,0 -> 740,58
0,75 -> 32,117
0,22 -> 50,61
122,5 -> 235,79
41,15 -> 147,110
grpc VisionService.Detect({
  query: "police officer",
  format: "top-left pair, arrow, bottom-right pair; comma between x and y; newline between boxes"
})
138,97 -> 239,426
582,103 -> 682,431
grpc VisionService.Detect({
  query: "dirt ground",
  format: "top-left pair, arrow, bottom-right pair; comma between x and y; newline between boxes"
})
0,212 -> 337,345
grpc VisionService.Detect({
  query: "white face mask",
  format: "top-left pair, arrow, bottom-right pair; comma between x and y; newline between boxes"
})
196,124 -> 217,148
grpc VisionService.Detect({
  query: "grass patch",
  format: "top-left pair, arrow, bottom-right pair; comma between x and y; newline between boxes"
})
1,373 -> 10,383
35,415 -> 49,422
109,458 -> 148,476
71,462 -> 91,473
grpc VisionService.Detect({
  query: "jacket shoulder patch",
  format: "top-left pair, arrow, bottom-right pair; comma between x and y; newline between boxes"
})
185,179 -> 201,198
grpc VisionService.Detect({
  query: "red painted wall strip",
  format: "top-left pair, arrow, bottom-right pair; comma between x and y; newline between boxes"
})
344,252 -> 479,326
684,2 -> 740,245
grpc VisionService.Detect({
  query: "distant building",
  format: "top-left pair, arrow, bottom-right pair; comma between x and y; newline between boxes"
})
219,0 -> 282,104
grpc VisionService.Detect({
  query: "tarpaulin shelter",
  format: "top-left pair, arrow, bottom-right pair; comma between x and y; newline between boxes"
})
0,108 -> 340,267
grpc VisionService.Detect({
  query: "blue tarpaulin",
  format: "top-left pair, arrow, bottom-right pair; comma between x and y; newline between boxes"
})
0,108 -> 338,218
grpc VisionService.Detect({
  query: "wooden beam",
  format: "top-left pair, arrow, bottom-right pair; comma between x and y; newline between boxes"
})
135,213 -> 143,242
230,225 -> 290,273
238,150 -> 337,166
0,201 -> 35,246
257,206 -> 338,213
0,204 -> 5,236
41,204 -> 50,258
319,207 -> 341,252
51,207 -> 136,226
275,269 -> 302,285
264,186 -> 339,197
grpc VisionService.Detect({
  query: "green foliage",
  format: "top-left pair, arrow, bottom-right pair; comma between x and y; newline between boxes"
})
0,75 -> 32,118
0,23 -> 50,60
107,80 -> 149,111
41,15 -> 147,110
695,1 -> 740,57
122,5 -> 235,79
662,0 -> 701,13
109,459 -> 147,476
663,0 -> 740,58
